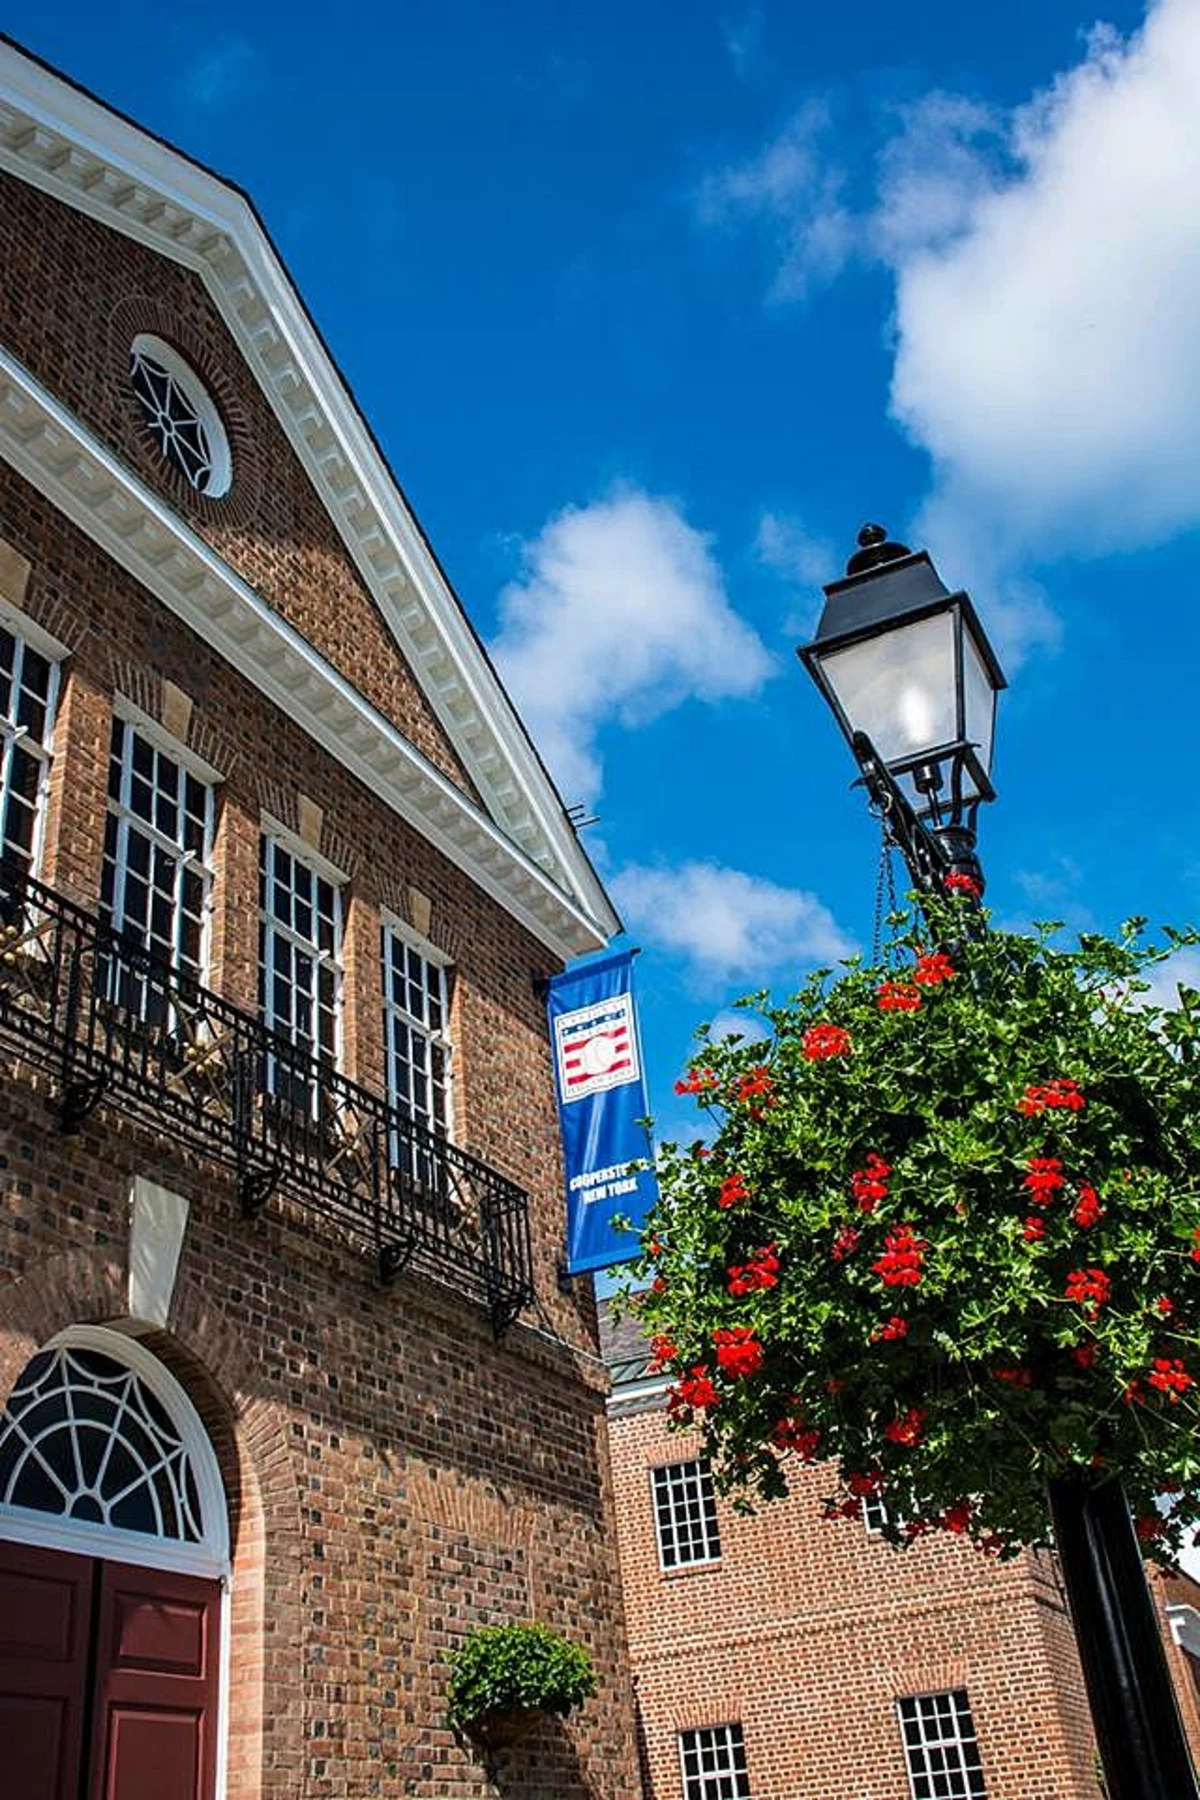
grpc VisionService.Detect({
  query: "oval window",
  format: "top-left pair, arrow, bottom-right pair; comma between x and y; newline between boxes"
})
129,333 -> 232,498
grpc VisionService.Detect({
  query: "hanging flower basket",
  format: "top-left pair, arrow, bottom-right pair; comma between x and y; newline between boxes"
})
446,1622 -> 597,1741
625,901 -> 1200,1558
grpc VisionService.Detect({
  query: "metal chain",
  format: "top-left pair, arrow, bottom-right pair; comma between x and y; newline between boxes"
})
872,820 -> 899,965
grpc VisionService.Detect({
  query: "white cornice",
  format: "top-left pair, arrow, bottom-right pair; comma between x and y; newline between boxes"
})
0,41 -> 618,952
0,345 -> 608,960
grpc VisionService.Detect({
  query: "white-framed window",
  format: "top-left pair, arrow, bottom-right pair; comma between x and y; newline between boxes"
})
862,1493 -> 888,1533
259,832 -> 343,1102
678,1723 -> 751,1800
128,333 -> 232,498
0,617 -> 60,878
382,922 -> 452,1140
897,1691 -> 987,1800
652,1458 -> 721,1570
99,716 -> 215,1015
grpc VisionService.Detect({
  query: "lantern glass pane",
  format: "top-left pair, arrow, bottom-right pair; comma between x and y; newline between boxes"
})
961,626 -> 997,777
819,612 -> 957,766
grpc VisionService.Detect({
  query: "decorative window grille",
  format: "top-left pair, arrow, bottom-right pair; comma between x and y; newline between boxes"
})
678,1724 -> 751,1800
897,1691 -> 988,1800
652,1458 -> 721,1570
0,622 -> 58,877
99,719 -> 214,1018
259,835 -> 342,1107
382,925 -> 451,1137
0,1343 -> 205,1542
128,334 -> 231,497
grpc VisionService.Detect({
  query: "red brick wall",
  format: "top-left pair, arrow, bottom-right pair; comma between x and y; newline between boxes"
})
610,1397 -> 1102,1800
0,166 -> 639,1797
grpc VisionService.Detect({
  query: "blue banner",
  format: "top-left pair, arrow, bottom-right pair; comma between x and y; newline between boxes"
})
548,949 -> 659,1275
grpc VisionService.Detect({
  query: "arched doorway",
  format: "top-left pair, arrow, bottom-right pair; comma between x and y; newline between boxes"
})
0,1324 -> 229,1800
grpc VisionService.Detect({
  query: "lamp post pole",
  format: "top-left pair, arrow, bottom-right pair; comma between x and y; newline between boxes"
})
800,526 -> 1199,1800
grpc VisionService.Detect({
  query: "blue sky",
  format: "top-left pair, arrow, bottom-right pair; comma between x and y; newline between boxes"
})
10,0 -> 1200,1151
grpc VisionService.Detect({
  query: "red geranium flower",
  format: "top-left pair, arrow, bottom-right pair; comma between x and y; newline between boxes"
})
884,1406 -> 926,1447
944,871 -> 981,897
872,1225 -> 926,1288
1157,1296 -> 1175,1317
802,1023 -> 852,1061
668,1365 -> 719,1412
852,1152 -> 892,1212
871,1314 -> 909,1343
832,1225 -> 861,1263
877,980 -> 921,1013
992,1367 -> 1033,1388
1065,1267 -> 1111,1317
1073,1185 -> 1103,1229
728,1243 -> 781,1296
648,1334 -> 679,1369
1136,1515 -> 1166,1542
1070,1342 -> 1097,1369
848,1470 -> 882,1497
718,1172 -> 749,1209
735,1066 -> 774,1105
941,1502 -> 973,1534
913,953 -> 955,986
1022,1217 -> 1046,1243
771,1416 -> 821,1459
1148,1357 -> 1194,1403
675,1067 -> 718,1096
713,1325 -> 765,1379
1023,1157 -> 1065,1205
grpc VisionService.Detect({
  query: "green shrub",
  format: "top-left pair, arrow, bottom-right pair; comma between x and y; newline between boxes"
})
446,1622 -> 596,1731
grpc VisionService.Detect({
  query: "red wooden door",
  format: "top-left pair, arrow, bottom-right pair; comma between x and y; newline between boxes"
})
0,1539 -> 93,1800
88,1562 -> 220,1800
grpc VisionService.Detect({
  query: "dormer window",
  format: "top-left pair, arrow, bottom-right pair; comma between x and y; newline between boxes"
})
128,334 -> 232,497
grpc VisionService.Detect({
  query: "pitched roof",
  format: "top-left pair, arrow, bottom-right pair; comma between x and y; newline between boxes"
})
0,34 -> 619,961
597,1297 -> 655,1386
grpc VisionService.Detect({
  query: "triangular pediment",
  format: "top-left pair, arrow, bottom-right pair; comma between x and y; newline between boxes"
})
0,36 -> 617,960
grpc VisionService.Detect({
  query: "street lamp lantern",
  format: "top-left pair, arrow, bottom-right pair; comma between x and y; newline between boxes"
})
800,523 -> 1006,894
798,519 -> 1200,1800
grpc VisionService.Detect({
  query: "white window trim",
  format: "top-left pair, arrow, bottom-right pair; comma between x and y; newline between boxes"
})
0,1322 -> 229,1577
0,612 -> 63,878
896,1690 -> 986,1800
259,826 -> 346,1077
677,1723 -> 750,1800
130,333 -> 232,499
104,713 -> 217,984
381,910 -> 453,1141
113,695 -> 224,788
650,1457 -> 721,1573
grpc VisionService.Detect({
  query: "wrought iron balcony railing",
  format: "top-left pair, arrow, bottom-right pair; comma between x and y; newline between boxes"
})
0,866 -> 534,1337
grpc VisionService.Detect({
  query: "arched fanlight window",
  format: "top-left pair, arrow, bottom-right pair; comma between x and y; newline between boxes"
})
0,1325 -> 227,1575
128,333 -> 232,498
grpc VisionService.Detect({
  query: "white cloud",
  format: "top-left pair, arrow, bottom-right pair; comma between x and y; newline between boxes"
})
696,2 -> 1200,658
491,490 -> 774,802
181,38 -> 258,109
611,860 -> 854,983
1138,947 -> 1200,1012
755,510 -> 838,636
886,0 -> 1200,557
695,101 -> 856,303
723,7 -> 764,81
706,1008 -> 771,1043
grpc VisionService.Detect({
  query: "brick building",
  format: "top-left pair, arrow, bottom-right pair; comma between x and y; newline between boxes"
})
0,37 -> 642,1799
602,1301 -> 1200,1800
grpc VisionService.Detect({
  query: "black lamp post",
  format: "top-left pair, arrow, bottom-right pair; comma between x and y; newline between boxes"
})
799,523 -> 1199,1800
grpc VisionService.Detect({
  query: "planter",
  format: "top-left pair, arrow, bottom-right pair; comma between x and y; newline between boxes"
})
469,1706 -> 540,1748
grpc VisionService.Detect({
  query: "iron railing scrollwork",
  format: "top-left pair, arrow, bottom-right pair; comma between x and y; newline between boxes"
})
0,865 -> 533,1337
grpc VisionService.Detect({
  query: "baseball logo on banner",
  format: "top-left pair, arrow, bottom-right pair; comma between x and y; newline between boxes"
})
547,950 -> 658,1275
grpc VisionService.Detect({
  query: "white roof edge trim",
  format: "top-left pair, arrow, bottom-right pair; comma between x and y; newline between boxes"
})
0,344 -> 609,961
0,41 -> 618,942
